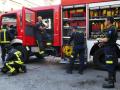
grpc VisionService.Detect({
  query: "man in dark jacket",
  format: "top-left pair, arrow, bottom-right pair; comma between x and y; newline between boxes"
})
67,27 -> 86,74
97,17 -> 118,88
0,24 -> 15,64
34,16 -> 48,54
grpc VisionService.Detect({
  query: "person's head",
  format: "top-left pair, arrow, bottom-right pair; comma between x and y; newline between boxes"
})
10,25 -> 14,29
105,17 -> 114,26
37,16 -> 42,22
2,24 -> 7,29
72,26 -> 77,32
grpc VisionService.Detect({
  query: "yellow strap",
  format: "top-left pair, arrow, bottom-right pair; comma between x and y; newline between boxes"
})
6,62 -> 15,73
1,41 -> 10,43
14,51 -> 22,61
106,61 -> 113,64
7,61 -> 14,64
15,61 -> 23,64
0,30 -> 10,43
4,31 -> 6,42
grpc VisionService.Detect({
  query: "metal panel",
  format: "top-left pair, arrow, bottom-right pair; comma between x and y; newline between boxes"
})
25,25 -> 34,36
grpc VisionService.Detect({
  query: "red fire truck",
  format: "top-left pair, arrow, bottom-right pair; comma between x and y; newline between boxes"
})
0,5 -> 61,62
1,0 -> 120,64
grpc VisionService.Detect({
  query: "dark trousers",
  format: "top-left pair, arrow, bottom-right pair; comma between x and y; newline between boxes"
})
69,45 -> 85,71
1,45 -> 7,63
35,32 -> 51,49
36,34 -> 43,49
104,45 -> 117,80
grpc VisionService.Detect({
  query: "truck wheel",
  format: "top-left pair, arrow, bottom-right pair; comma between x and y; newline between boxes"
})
93,48 -> 105,69
15,45 -> 28,63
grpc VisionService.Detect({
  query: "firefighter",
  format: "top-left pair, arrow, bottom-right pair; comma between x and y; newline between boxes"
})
66,27 -> 86,74
1,45 -> 26,75
0,24 -> 11,64
97,17 -> 118,88
0,24 -> 15,64
34,16 -> 49,54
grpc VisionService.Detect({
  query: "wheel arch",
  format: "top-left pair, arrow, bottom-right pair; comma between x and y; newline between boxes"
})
90,43 -> 100,56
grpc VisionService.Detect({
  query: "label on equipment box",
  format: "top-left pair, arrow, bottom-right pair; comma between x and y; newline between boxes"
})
31,47 -> 39,52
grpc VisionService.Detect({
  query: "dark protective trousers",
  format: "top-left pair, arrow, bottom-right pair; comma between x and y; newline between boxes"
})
104,45 -> 117,80
1,44 -> 7,63
69,45 -> 85,71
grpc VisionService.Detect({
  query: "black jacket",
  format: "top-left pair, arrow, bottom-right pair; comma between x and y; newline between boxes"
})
68,32 -> 85,46
105,25 -> 118,45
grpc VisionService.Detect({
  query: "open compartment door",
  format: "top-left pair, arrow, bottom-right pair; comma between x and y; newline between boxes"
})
22,7 -> 36,46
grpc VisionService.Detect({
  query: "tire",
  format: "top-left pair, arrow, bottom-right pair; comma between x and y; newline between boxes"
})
14,45 -> 28,63
93,48 -> 105,69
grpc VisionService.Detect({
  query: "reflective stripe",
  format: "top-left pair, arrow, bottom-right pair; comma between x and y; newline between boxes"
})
14,51 -> 22,61
0,30 -> 10,44
6,62 -> 15,73
2,29 -> 6,31
39,51 -> 44,54
46,43 -> 52,45
1,41 -> 10,43
4,31 -> 6,42
106,60 -> 113,64
71,55 -> 74,58
7,61 -> 14,65
26,46 -> 30,51
15,61 -> 23,64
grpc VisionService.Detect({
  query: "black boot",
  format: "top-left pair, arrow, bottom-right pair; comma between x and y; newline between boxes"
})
66,64 -> 73,74
104,72 -> 116,82
20,65 -> 27,73
103,80 -> 114,88
103,73 -> 115,88
104,77 -> 116,82
66,69 -> 72,74
78,68 -> 83,75
78,65 -> 85,75
66,58 -> 74,74
66,63 -> 73,74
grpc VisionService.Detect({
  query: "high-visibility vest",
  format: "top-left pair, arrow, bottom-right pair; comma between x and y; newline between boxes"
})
0,29 -> 10,44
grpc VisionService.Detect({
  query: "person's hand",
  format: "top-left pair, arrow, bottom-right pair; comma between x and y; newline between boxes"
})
96,38 -> 103,42
96,37 -> 108,43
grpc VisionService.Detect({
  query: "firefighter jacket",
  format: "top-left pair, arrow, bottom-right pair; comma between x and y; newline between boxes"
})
105,25 -> 118,45
0,29 -> 12,44
6,48 -> 22,63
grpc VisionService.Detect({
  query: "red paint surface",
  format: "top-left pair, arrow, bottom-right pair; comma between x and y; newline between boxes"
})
62,0 -> 112,5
